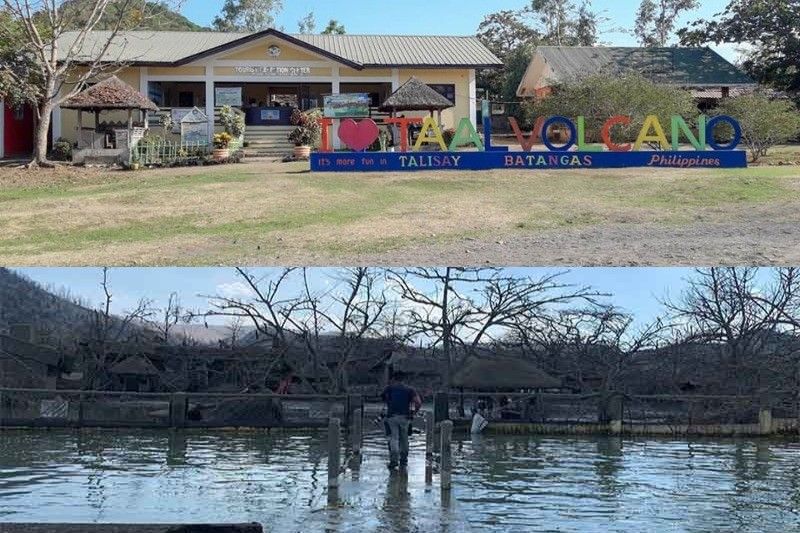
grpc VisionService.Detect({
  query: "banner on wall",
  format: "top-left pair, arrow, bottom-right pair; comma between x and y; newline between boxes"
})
324,93 -> 371,119
215,87 -> 243,107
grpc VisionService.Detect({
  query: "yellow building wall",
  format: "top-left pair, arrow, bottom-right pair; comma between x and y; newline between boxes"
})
59,68 -> 141,143
149,66 -> 205,77
220,40 -> 324,61
398,69 -> 472,129
340,68 -> 392,78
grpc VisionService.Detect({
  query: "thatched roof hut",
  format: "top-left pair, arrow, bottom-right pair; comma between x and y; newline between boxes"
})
379,76 -> 454,113
61,76 -> 158,112
110,355 -> 160,376
452,357 -> 561,390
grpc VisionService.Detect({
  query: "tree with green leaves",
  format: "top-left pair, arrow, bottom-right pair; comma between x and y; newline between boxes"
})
476,9 -> 540,99
679,0 -> 800,97
476,1 -> 602,101
0,0 -> 185,167
521,73 -> 697,140
297,11 -> 315,33
322,19 -> 345,35
716,93 -> 800,162
634,0 -> 699,47
213,0 -> 282,32
529,0 -> 600,46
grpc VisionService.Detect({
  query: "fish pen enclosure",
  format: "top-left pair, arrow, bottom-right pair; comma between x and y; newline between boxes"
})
439,391 -> 799,436
0,388 -> 354,430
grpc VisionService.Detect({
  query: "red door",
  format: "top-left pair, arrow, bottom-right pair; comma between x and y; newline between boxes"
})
3,103 -> 34,157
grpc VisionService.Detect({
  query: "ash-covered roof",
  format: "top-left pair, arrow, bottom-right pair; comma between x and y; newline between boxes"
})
452,357 -> 562,390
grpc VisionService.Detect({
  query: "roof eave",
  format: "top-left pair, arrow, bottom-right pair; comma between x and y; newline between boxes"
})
364,63 -> 502,69
173,28 -> 365,70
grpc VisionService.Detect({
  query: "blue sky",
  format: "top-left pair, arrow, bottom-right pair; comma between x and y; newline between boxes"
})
14,267 -> 696,327
180,0 -> 737,59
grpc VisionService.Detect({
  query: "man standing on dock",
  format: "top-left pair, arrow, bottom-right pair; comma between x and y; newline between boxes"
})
381,371 -> 422,469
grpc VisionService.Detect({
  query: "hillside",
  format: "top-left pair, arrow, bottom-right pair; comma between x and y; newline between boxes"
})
61,0 -> 206,31
0,268 -> 165,349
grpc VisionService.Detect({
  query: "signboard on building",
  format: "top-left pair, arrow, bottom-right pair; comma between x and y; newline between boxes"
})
324,93 -> 371,119
234,66 -> 311,77
261,109 -> 281,121
215,87 -> 243,107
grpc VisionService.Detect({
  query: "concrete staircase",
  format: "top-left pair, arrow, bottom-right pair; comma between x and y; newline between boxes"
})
244,126 -> 295,158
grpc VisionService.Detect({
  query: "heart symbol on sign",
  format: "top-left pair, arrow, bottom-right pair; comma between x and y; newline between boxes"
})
338,119 -> 380,151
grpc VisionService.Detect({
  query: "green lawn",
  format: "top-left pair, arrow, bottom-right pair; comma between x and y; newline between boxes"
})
0,159 -> 798,265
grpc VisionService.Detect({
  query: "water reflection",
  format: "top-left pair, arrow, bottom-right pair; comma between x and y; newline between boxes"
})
1,430 -> 800,532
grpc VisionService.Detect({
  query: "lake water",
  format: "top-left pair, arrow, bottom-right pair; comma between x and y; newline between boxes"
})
1,430 -> 800,532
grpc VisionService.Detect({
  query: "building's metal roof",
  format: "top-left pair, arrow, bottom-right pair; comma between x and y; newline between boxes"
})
56,30 -> 502,69
536,46 -> 754,86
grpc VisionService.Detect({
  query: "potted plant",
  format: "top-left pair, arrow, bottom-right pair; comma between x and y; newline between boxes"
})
129,149 -> 141,171
288,109 -> 321,159
213,132 -> 233,161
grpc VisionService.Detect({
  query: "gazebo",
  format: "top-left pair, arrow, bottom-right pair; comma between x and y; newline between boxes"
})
379,76 -> 454,125
61,76 -> 158,153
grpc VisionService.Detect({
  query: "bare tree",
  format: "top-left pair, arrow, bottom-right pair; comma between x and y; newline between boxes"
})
204,268 -> 315,392
0,0 -> 183,166
285,268 -> 389,393
390,268 -> 603,389
664,267 -> 800,397
84,267 -> 153,389
148,292 -> 182,344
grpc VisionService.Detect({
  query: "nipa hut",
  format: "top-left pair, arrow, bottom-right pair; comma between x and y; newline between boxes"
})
61,76 -> 158,160
452,357 -> 562,391
109,355 -> 161,392
379,76 -> 454,125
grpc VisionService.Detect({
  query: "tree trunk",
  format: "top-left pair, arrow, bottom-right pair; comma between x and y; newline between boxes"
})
32,101 -> 53,167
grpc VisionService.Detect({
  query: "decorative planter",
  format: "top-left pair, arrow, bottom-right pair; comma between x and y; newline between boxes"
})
212,148 -> 230,161
294,145 -> 312,159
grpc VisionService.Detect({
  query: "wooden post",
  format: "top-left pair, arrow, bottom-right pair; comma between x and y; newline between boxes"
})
759,408 -> 773,435
328,417 -> 341,490
440,420 -> 453,491
425,411 -> 434,485
434,391 -> 450,424
77,110 -> 83,148
350,408 -> 363,455
170,393 -> 187,429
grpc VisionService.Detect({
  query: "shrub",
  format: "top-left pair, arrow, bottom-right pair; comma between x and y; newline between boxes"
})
442,128 -> 456,147
219,105 -> 245,138
519,72 -> 698,143
50,138 -> 72,161
288,109 -> 322,147
716,92 -> 800,162
159,112 -> 174,137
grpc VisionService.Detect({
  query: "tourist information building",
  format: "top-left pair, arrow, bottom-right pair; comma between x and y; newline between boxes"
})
30,28 -> 501,152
